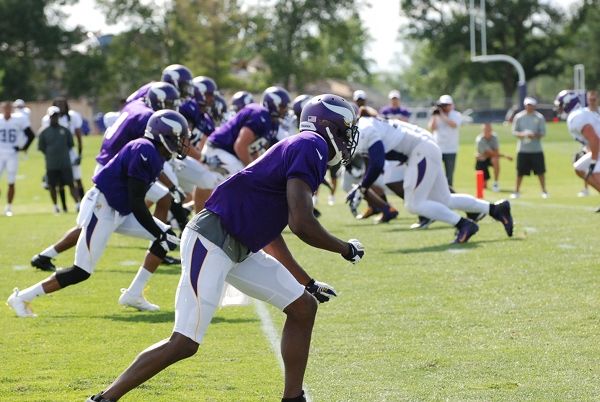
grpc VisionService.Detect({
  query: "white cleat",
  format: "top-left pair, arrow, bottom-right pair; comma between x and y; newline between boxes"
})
6,288 -> 36,318
118,288 -> 160,311
541,192 -> 549,199
577,188 -> 589,197
510,192 -> 520,199
327,195 -> 335,206
4,206 -> 13,217
492,182 -> 500,192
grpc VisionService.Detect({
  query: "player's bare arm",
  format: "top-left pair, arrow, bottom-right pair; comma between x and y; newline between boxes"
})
233,126 -> 257,165
263,235 -> 312,285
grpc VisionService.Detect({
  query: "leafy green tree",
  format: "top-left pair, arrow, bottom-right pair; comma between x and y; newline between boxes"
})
563,0 -> 600,89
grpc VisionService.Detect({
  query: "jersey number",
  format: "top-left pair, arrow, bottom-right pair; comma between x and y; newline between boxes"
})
0,129 -> 17,143
104,112 -> 129,140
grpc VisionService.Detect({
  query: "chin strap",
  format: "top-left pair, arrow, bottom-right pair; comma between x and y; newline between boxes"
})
325,126 -> 342,166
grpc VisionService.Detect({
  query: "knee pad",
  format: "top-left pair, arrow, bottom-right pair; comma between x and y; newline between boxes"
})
55,265 -> 91,288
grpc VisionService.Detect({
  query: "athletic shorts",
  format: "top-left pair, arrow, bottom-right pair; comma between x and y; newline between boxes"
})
573,151 -> 600,174
0,152 -> 18,184
46,167 -> 74,187
475,159 -> 492,181
517,152 -> 545,176
173,228 -> 305,344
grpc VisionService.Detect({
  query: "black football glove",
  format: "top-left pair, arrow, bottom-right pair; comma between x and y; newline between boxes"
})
586,160 -> 596,179
169,185 -> 186,204
305,279 -> 337,303
343,239 -> 365,264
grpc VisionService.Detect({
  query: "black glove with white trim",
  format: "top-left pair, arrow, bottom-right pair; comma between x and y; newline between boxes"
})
343,239 -> 364,264
587,159 -> 596,179
306,279 -> 337,303
169,185 -> 186,204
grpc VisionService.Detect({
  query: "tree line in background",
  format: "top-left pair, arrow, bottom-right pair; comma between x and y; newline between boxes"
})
0,0 -> 598,110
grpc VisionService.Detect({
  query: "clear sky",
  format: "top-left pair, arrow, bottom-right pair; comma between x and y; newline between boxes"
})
62,0 -> 580,73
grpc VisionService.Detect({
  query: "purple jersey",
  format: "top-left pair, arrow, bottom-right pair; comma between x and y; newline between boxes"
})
93,138 -> 164,215
207,104 -> 273,155
96,100 -> 153,165
179,100 -> 215,145
379,106 -> 411,120
205,131 -> 328,252
125,82 -> 154,104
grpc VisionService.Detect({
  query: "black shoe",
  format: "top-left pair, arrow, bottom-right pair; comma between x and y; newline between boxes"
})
86,393 -> 114,402
282,391 -> 306,402
490,199 -> 513,237
30,254 -> 56,272
454,219 -> 479,243
161,255 -> 181,265
410,216 -> 434,230
466,211 -> 487,222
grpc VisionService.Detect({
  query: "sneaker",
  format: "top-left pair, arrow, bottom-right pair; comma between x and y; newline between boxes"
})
4,206 -> 13,217
490,199 -> 513,237
118,288 -> 160,311
161,255 -> 181,265
466,211 -> 487,222
356,207 -> 380,220
6,288 -> 36,318
30,254 -> 56,272
492,182 -> 500,192
510,192 -> 520,199
86,393 -> 114,402
375,207 -> 398,224
541,192 -> 549,199
53,205 -> 60,214
327,195 -> 335,206
410,216 -> 434,230
577,188 -> 589,197
454,219 -> 479,243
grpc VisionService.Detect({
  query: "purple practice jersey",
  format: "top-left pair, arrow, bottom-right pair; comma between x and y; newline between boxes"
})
379,106 -> 411,120
207,103 -> 273,155
96,100 -> 154,165
125,82 -> 154,104
93,138 -> 165,215
205,131 -> 328,252
179,100 -> 215,145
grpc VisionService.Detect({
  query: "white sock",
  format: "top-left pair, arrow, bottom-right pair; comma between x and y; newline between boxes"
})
6,203 -> 12,209
40,246 -> 58,258
19,283 -> 45,302
127,267 -> 153,296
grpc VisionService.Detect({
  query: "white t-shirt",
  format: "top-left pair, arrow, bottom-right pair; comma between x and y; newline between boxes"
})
567,108 -> 600,145
0,113 -> 29,154
432,110 -> 462,153
41,110 -> 83,135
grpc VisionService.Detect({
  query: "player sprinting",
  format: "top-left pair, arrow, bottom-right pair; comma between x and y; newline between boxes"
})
86,94 -> 365,402
0,101 -> 35,216
347,115 -> 513,243
7,110 -> 189,318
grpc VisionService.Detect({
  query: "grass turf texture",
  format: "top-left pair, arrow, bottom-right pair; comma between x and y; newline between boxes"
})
1,122 -> 599,401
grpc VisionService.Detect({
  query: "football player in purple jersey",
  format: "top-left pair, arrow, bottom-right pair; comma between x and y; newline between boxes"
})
125,64 -> 194,104
86,95 -> 365,402
8,111 -> 189,318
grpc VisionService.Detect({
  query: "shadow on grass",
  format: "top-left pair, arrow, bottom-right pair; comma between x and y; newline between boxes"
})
100,311 -> 258,325
385,237 -> 519,254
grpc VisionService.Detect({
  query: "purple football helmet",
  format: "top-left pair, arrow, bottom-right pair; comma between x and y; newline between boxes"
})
554,90 -> 581,115
262,86 -> 291,118
299,94 -> 359,166
144,109 -> 189,159
145,82 -> 181,112
231,91 -> 254,112
192,76 -> 217,106
210,92 -> 228,124
161,64 -> 194,98
292,94 -> 311,120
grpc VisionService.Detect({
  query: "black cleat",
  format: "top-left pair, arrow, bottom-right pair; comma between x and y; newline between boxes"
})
466,211 -> 487,222
161,255 -> 181,265
410,216 -> 434,230
86,393 -> 115,402
490,199 -> 513,237
30,254 -> 56,272
454,219 -> 479,243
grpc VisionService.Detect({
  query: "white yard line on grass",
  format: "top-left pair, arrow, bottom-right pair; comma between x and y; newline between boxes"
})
254,300 -> 313,402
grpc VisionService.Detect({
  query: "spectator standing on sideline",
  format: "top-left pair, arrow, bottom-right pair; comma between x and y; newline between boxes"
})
475,123 -> 513,192
38,106 -> 80,213
379,90 -> 411,122
511,96 -> 548,199
428,94 -> 462,188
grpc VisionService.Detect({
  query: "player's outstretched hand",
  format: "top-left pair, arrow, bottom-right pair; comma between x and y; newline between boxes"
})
343,239 -> 364,264
346,185 -> 364,217
159,229 -> 180,252
169,185 -> 186,204
306,279 -> 337,303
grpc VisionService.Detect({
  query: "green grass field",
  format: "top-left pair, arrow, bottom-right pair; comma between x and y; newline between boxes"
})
1,122 -> 600,401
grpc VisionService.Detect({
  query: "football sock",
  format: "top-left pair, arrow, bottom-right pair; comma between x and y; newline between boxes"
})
19,283 -> 45,302
455,217 -> 468,228
489,203 -> 497,216
127,267 -> 152,296
41,246 -> 58,258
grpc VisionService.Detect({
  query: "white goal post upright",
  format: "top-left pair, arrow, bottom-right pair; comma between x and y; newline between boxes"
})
574,64 -> 585,107
469,0 -> 527,108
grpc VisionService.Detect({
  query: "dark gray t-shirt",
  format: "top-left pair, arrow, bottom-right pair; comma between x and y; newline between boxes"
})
38,125 -> 73,170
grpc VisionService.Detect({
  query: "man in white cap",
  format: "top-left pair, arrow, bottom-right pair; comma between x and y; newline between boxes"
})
353,90 -> 367,108
511,96 -> 548,198
379,90 -> 411,122
428,94 -> 462,188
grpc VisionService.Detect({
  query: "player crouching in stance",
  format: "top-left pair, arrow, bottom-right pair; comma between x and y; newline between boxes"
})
85,95 -> 365,402
7,110 -> 189,317
348,114 -> 513,243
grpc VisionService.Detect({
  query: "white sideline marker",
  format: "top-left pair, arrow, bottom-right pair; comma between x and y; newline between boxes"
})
254,300 -> 313,402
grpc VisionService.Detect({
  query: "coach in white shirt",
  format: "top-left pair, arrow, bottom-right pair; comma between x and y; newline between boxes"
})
428,94 -> 462,187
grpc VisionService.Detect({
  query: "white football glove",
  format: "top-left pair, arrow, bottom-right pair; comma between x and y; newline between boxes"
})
159,229 -> 180,252
346,184 -> 364,217
305,279 -> 337,303
343,239 -> 364,264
